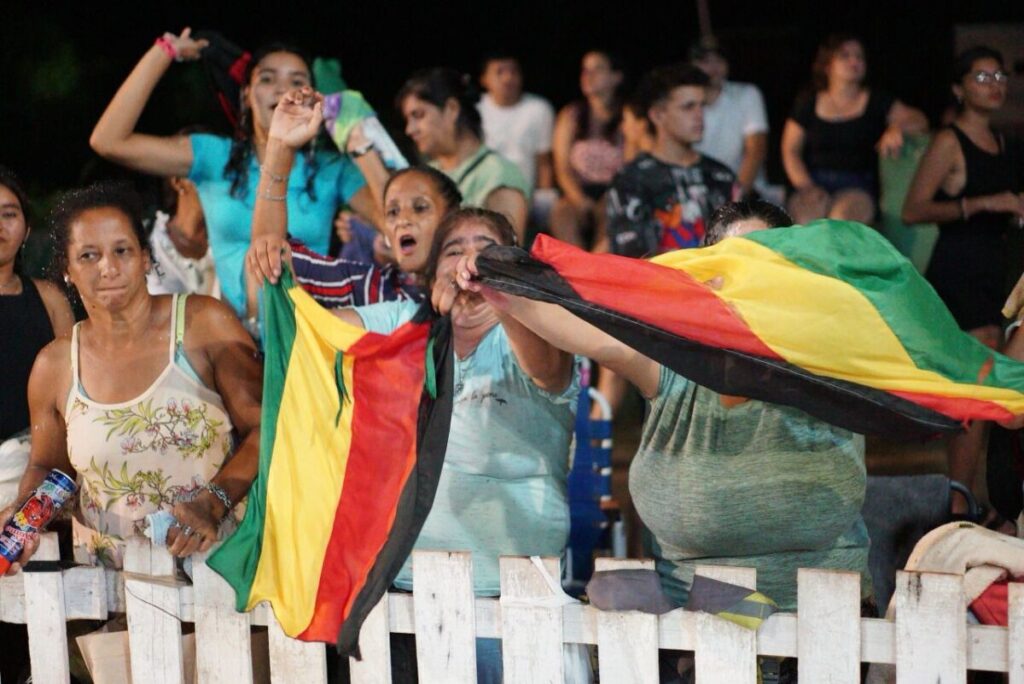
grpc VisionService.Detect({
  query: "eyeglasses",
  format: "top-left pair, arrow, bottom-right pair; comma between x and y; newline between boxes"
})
972,70 -> 1009,85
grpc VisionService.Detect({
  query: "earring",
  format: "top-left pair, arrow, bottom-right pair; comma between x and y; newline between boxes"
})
63,274 -> 71,286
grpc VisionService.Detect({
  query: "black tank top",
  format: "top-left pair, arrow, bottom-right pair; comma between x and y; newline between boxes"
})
926,125 -> 1018,330
0,276 -> 55,440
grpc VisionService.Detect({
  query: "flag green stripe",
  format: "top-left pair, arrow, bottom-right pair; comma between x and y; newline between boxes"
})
745,220 -> 1024,389
208,272 -> 299,608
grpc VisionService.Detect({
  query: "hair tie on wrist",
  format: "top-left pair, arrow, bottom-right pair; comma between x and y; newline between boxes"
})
155,36 -> 179,61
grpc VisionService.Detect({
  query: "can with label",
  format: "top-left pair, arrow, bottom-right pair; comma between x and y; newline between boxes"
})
0,469 -> 76,573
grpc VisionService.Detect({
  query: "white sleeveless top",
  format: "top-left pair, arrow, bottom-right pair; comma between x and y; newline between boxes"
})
67,294 -> 235,568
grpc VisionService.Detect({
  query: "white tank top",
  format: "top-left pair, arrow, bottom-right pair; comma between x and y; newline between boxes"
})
66,294 -> 234,568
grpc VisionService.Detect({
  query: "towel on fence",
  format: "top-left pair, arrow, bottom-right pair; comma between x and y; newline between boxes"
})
886,521 -> 1024,624
475,223 -> 1024,439
208,270 -> 453,654
585,569 -> 677,614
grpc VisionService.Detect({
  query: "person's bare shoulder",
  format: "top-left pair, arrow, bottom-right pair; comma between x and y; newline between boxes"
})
32,279 -> 74,338
185,295 -> 255,346
29,336 -> 74,407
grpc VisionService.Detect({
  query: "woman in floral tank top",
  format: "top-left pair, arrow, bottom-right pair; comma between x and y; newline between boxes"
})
1,182 -> 262,573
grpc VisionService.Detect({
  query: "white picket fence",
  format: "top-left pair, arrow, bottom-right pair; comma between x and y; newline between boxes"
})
0,534 -> 1021,683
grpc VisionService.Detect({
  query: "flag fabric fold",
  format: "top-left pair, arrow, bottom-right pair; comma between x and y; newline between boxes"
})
475,221 -> 1024,438
208,271 -> 452,653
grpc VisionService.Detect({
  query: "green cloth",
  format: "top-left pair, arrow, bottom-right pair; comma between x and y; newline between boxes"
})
432,145 -> 531,206
878,133 -> 938,273
630,366 -> 871,611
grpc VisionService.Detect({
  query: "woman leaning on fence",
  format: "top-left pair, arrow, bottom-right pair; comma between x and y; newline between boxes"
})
1,182 -> 261,573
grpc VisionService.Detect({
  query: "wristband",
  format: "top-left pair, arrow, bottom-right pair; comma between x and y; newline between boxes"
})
350,140 -> 376,158
204,482 -> 233,517
155,37 -> 179,61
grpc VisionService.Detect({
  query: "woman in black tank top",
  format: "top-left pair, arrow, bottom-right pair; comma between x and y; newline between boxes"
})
902,46 -> 1023,525
0,168 -> 74,441
903,47 -> 1022,340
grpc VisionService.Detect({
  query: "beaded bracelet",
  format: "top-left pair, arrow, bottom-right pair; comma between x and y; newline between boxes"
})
260,165 -> 287,184
259,190 -> 287,202
155,37 -> 179,61
204,482 -> 233,516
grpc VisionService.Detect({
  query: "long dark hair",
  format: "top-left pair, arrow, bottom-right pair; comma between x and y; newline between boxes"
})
224,43 -> 320,200
575,50 -> 625,142
0,166 -> 31,276
396,68 -> 484,141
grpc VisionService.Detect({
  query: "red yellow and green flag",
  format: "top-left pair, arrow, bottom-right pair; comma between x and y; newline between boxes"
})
476,221 -> 1024,438
208,271 -> 452,652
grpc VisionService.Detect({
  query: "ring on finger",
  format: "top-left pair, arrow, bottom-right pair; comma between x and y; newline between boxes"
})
180,525 -> 194,536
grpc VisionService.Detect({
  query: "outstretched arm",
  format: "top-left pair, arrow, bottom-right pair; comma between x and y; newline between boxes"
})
453,255 -> 659,397
90,28 -> 207,177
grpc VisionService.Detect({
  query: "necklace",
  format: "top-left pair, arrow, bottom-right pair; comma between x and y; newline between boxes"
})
0,274 -> 19,295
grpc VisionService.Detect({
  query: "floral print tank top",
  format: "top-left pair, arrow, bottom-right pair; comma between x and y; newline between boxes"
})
66,294 -> 234,568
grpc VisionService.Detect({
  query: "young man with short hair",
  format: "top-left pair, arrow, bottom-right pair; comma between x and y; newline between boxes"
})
606,63 -> 738,257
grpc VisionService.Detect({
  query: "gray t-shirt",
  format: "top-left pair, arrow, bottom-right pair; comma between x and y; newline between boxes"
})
631,366 -> 870,611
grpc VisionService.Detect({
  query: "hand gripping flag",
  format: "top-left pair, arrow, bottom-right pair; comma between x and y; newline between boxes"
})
475,221 -> 1024,439
208,270 -> 452,653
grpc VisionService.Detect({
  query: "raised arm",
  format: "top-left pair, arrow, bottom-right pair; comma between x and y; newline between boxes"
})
89,29 -> 207,177
453,255 -> 659,397
246,88 -> 323,289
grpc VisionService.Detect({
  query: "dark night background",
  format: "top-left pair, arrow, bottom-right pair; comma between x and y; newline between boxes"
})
4,0 -> 1024,271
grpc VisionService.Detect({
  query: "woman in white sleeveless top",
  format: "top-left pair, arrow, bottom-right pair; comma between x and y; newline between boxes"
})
2,182 -> 261,573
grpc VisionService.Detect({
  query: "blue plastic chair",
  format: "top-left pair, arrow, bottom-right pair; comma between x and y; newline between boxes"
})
565,363 -> 622,591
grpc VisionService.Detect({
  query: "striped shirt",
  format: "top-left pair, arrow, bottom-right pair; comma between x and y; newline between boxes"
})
290,241 -> 422,308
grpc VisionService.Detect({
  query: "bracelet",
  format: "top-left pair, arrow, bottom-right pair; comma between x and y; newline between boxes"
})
350,140 -> 376,158
259,165 -> 287,184
154,37 -> 179,61
960,197 -> 969,221
204,482 -> 233,516
259,190 -> 287,202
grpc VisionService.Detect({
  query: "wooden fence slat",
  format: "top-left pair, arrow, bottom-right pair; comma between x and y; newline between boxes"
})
597,609 -> 658,684
124,577 -> 187,684
64,565 -> 108,620
1010,583 -> 1024,684
349,593 -> 392,684
894,570 -> 965,684
412,550 -> 477,684
267,606 -> 327,684
797,569 -> 860,683
694,612 -> 758,684
594,557 -> 655,572
24,533 -> 70,684
500,556 -> 564,684
192,550 -> 253,683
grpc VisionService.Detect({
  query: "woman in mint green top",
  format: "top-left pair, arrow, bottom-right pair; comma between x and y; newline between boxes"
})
397,68 -> 531,241
455,200 -> 871,612
332,208 -> 578,596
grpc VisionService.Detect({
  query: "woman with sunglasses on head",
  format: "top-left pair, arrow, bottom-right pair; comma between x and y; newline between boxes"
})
89,29 -> 379,319
903,46 -> 1023,523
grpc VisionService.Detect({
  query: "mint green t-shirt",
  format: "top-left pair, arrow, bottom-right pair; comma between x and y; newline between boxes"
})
432,145 -> 531,207
355,300 -> 579,595
631,366 -> 871,611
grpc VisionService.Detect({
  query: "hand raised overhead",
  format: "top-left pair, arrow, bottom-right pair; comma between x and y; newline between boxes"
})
268,86 -> 324,149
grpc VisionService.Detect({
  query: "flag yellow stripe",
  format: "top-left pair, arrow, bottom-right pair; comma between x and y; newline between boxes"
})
652,239 -> 1024,411
245,289 -> 362,635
